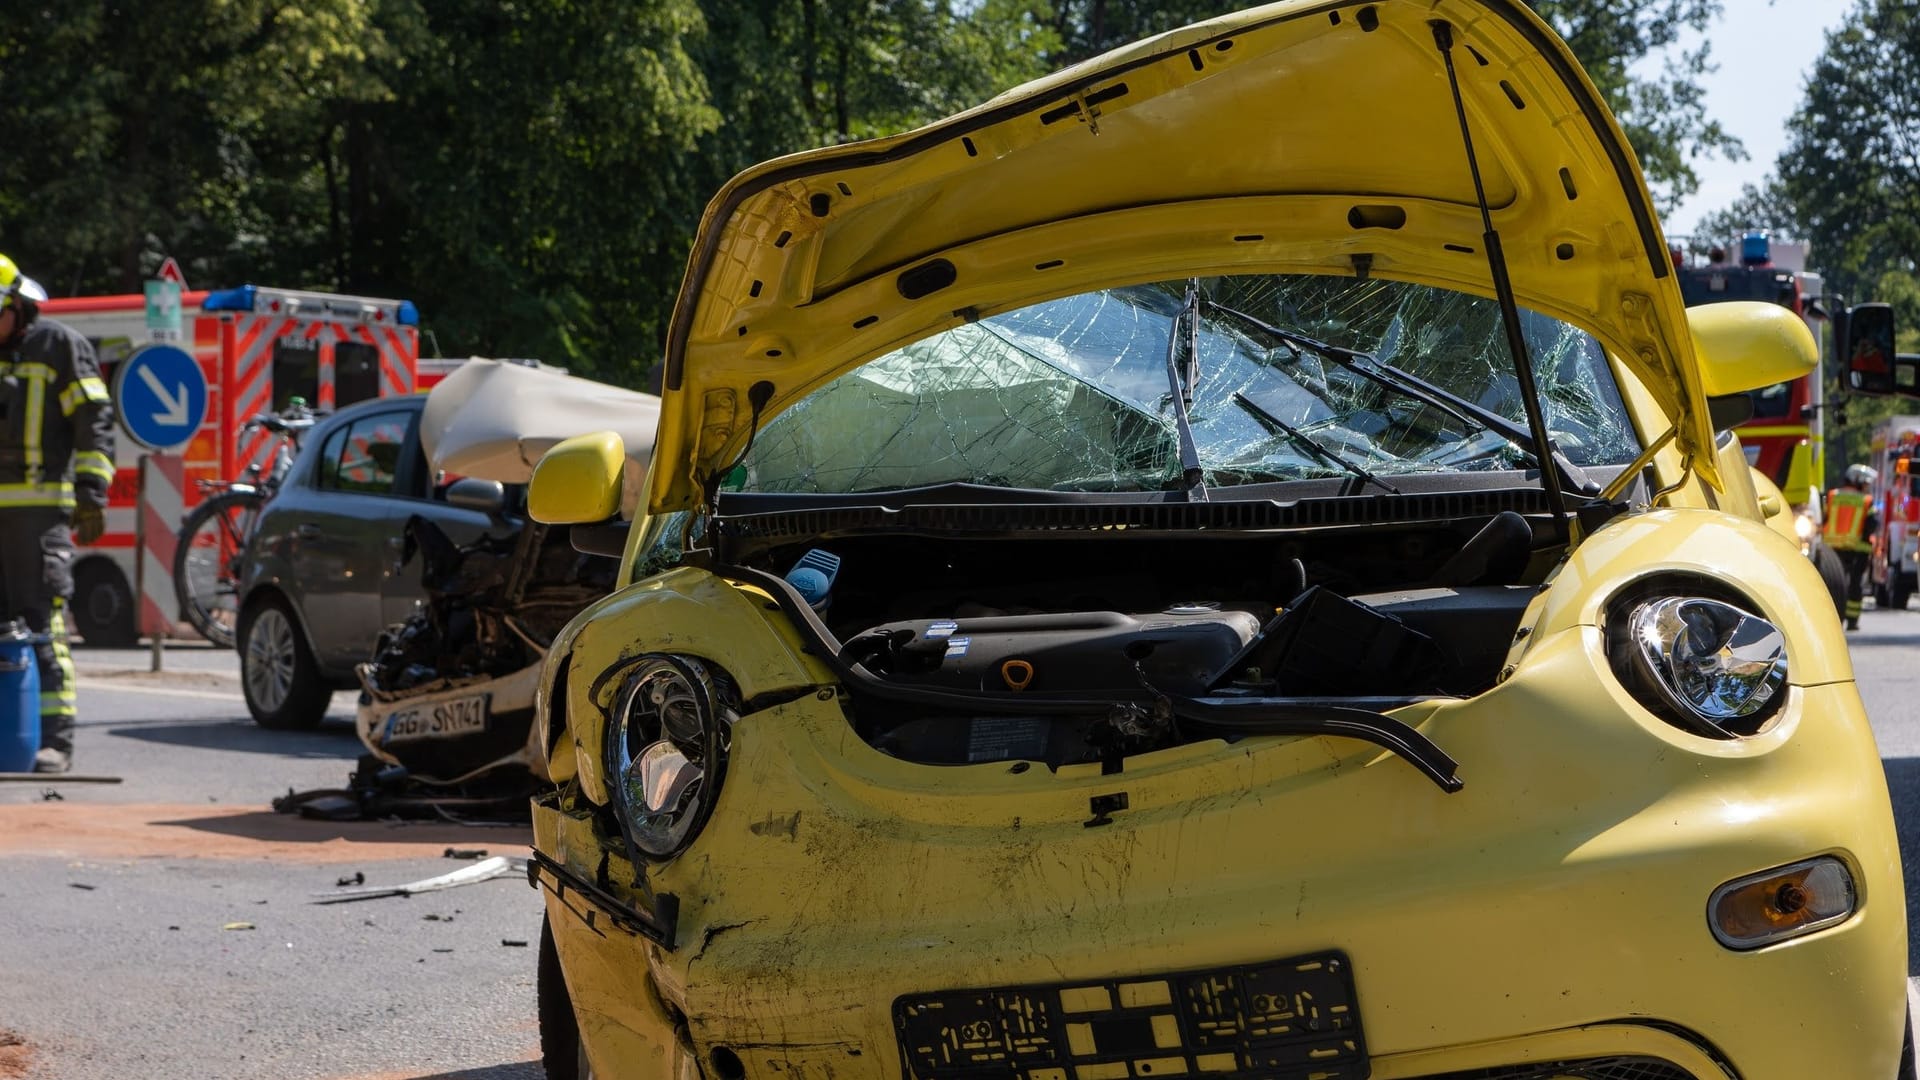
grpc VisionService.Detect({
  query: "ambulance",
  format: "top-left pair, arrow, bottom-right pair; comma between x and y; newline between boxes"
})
39,284 -> 431,645
1868,413 -> 1920,609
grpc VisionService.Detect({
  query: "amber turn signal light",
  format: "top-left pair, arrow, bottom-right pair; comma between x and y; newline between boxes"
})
1708,856 -> 1856,950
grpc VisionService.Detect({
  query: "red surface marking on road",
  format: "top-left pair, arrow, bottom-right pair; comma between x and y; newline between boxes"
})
0,802 -> 530,863
0,1030 -> 31,1079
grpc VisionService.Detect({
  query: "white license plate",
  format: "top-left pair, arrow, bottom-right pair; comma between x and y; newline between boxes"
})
381,694 -> 489,744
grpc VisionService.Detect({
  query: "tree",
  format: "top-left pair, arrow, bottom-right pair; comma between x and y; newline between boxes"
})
1778,0 -> 1920,303
0,1 -> 406,294
1690,176 -> 1802,254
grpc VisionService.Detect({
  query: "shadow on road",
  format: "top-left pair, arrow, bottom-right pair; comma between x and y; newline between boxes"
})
375,1064 -> 544,1080
1881,757 -> 1920,975
104,718 -> 361,758
151,807 -> 532,851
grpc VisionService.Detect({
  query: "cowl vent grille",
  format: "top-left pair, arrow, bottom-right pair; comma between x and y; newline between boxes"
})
717,490 -> 1555,545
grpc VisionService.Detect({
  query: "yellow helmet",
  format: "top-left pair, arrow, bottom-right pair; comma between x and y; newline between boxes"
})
0,253 -> 47,311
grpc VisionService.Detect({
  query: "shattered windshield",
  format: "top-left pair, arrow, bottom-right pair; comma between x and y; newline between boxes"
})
736,274 -> 1640,494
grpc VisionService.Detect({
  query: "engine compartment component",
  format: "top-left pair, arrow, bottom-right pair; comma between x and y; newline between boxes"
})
844,606 -> 1263,697
722,511 -> 1547,774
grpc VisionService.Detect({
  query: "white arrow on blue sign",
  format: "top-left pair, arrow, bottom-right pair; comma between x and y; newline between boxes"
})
114,344 -> 209,451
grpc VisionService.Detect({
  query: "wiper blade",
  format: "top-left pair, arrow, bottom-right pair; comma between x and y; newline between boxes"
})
1163,279 -> 1208,502
1231,392 -> 1400,495
1203,300 -> 1594,497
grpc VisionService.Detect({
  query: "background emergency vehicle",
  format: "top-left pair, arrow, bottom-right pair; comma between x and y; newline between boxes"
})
39,285 -> 438,645
1674,232 -> 1827,502
1869,413 -> 1920,609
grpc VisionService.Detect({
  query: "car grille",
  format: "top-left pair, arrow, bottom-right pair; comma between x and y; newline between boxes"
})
1415,1058 -> 1698,1080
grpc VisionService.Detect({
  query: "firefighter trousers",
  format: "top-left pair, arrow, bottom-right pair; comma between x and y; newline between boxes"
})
1840,548 -> 1870,629
0,508 -> 76,752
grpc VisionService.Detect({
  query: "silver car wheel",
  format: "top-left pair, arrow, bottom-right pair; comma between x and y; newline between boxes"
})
245,607 -> 297,712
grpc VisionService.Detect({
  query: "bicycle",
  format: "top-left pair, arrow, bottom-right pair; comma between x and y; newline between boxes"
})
172,400 -> 322,648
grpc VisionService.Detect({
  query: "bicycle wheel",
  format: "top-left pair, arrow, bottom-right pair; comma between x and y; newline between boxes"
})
174,490 -> 267,649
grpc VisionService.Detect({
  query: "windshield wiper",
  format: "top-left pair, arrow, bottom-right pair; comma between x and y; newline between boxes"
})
1162,279 -> 1208,502
1203,300 -> 1594,498
1231,392 -> 1400,495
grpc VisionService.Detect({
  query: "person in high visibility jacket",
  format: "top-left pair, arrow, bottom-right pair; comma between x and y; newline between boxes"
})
1824,463 -> 1881,631
0,255 -> 114,774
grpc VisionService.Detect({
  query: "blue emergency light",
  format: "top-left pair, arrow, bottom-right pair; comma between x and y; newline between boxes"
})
199,285 -> 419,326
201,285 -> 256,312
1741,231 -> 1771,267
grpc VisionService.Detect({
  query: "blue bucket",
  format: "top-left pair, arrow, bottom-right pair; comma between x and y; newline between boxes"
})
0,621 -> 41,772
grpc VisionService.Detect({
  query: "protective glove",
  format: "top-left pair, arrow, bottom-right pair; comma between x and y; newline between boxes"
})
70,504 -> 105,545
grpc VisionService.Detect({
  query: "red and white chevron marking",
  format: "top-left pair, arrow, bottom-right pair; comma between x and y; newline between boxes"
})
138,455 -> 185,637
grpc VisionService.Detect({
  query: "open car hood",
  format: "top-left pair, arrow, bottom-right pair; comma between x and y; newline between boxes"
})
422,358 -> 661,514
648,0 -> 1712,513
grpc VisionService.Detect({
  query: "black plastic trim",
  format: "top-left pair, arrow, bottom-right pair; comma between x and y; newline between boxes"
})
528,850 -> 679,948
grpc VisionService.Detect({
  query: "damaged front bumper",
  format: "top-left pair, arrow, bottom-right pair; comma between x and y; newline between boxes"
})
355,661 -> 548,786
534,627 -> 1907,1080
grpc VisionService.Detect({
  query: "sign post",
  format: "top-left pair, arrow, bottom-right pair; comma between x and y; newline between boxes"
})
117,340 -> 207,665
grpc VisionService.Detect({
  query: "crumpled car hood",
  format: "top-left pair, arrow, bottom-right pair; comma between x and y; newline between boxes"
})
647,0 -> 1713,513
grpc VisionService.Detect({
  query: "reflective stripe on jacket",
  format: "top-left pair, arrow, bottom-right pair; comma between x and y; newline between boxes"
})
0,318 -> 115,510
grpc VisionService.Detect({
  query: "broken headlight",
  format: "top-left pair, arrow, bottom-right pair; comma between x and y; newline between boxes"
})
1606,583 -> 1788,738
607,655 -> 734,860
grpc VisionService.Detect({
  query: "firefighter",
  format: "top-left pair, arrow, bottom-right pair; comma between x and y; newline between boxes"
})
0,255 -> 114,773
1824,463 -> 1880,631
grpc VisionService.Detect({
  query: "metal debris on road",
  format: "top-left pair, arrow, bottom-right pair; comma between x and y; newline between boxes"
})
222,922 -> 255,931
336,872 -> 365,887
501,939 -> 528,947
309,854 -> 528,904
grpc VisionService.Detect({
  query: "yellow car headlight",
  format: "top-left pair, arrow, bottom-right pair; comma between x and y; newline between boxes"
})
1708,856 -> 1856,950
1605,580 -> 1788,738
607,655 -> 735,860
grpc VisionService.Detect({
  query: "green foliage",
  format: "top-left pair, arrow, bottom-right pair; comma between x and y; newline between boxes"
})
1778,0 -> 1920,303
1690,176 -> 1802,254
1524,0 -> 1744,214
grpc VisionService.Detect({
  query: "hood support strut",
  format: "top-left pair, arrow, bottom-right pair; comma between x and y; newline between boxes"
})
1432,20 -> 1574,540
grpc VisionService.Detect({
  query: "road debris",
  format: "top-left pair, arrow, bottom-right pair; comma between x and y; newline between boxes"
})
223,922 -> 255,931
501,939 -> 528,947
68,882 -> 94,891
309,854 -> 528,904
336,872 -> 365,887
39,789 -> 60,801
443,847 -> 488,859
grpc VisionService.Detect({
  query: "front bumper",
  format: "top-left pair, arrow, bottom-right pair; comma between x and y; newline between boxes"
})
537,629 -> 1907,1079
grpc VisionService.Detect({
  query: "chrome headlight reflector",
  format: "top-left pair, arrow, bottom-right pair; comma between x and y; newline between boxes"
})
607,655 -> 734,860
1708,856 -> 1856,950
1608,586 -> 1788,738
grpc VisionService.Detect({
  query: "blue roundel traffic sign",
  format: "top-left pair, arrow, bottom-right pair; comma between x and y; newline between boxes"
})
113,344 -> 209,451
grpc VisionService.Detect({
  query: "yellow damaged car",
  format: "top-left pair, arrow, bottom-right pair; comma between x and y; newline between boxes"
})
524,2 -> 1912,1077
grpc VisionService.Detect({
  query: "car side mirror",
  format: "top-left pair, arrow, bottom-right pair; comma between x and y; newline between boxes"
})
529,430 -> 625,525
1838,302 -> 1920,396
1687,300 -> 1817,397
444,477 -> 507,514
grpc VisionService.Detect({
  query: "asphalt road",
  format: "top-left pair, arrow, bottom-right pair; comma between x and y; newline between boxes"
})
10,612 -> 1920,1078
0,642 -> 543,1080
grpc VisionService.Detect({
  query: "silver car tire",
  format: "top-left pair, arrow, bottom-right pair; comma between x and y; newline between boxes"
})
239,597 -> 327,730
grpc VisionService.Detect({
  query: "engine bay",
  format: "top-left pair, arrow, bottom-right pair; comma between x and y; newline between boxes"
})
721,509 -> 1552,773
